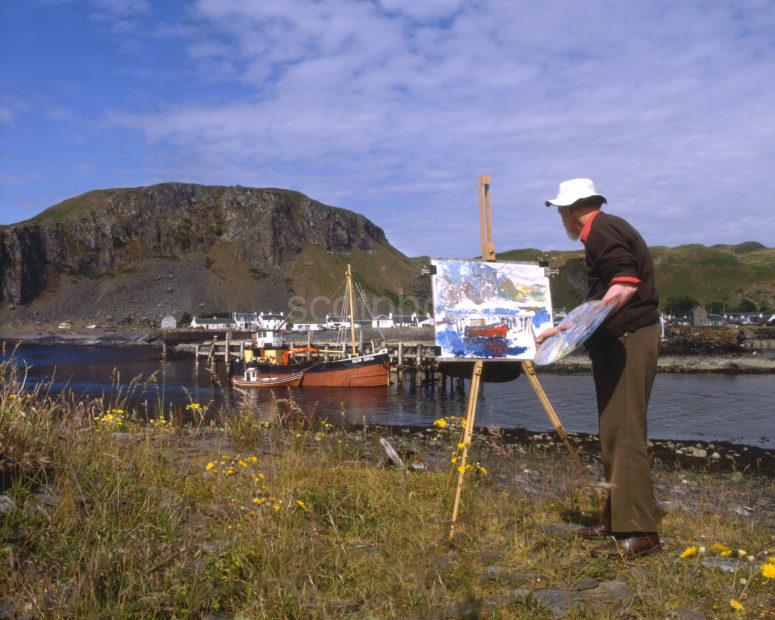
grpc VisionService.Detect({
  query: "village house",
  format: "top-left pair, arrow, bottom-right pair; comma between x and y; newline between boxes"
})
190,316 -> 231,330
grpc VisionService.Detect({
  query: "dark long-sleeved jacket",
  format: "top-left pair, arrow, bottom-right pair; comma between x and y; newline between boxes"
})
583,211 -> 660,338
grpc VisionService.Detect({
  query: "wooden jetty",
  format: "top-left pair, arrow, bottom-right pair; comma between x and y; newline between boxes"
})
190,333 -> 449,387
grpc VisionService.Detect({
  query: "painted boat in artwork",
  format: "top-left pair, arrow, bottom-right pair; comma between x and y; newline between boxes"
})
249,350 -> 390,388
231,368 -> 304,389
464,322 -> 508,338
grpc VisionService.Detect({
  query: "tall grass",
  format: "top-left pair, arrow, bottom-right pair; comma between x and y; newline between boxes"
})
1,348 -> 773,617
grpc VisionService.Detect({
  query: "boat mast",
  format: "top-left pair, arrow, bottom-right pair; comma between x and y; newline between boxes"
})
346,264 -> 357,356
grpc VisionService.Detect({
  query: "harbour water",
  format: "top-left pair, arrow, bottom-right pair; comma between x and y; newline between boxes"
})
3,345 -> 774,448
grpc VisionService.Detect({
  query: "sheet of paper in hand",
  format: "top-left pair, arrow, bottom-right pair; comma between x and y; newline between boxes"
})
533,300 -> 612,365
431,259 -> 553,360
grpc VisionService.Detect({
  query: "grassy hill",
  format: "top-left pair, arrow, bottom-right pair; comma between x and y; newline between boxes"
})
495,243 -> 775,312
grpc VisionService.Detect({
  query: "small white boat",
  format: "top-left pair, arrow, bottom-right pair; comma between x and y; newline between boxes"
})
230,367 -> 303,389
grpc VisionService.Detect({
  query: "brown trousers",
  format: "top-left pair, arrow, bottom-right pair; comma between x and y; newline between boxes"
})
590,322 -> 660,533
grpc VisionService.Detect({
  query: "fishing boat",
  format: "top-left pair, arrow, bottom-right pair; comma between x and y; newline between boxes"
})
464,322 -> 507,338
230,367 -> 304,389
249,349 -> 389,387
243,265 -> 390,388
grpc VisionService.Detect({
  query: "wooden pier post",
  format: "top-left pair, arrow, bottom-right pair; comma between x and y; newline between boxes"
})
307,330 -> 313,360
397,342 -> 404,383
225,331 -> 231,371
208,336 -> 217,370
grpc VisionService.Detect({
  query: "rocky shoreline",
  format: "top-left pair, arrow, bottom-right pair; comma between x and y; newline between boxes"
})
553,352 -> 775,374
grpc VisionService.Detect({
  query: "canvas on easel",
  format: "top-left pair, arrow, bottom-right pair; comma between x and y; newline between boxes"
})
431,258 -> 553,360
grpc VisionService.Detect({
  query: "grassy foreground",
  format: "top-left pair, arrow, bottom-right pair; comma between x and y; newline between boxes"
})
1,364 -> 774,617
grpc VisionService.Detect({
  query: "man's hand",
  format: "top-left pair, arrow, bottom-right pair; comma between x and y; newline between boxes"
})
602,283 -> 638,312
535,322 -> 571,345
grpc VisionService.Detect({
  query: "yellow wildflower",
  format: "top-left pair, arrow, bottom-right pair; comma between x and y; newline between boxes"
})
762,563 -> 775,579
456,465 -> 466,474
711,543 -> 730,554
225,468 -> 235,476
729,599 -> 743,611
205,462 -> 215,471
450,457 -> 458,464
238,460 -> 248,468
457,442 -> 468,450
296,500 -> 309,512
251,497 -> 266,505
720,550 -> 732,557
273,503 -> 281,512
680,546 -> 697,558
476,463 -> 488,475
247,456 -> 258,463
433,418 -> 448,428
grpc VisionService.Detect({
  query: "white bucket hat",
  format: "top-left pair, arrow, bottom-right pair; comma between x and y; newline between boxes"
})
545,178 -> 607,207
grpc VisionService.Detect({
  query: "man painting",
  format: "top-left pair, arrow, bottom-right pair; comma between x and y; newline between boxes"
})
536,178 -> 662,558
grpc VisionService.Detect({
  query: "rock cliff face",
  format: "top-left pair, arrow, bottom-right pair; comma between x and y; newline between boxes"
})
0,183 -> 421,323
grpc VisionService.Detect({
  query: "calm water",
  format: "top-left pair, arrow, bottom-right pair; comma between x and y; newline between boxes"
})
3,345 -> 774,448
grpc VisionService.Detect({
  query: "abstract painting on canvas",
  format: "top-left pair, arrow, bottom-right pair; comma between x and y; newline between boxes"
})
431,259 -> 553,360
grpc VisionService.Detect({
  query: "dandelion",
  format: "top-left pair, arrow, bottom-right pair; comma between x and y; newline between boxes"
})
225,468 -> 235,476
251,498 -> 266,505
762,563 -> 775,579
456,465 -> 466,474
247,456 -> 257,463
450,457 -> 458,464
711,543 -> 730,554
476,463 -> 488,475
433,418 -> 448,428
205,462 -> 215,471
457,442 -> 468,450
729,599 -> 743,611
680,546 -> 697,558
238,460 -> 248,468
720,550 -> 733,557
273,503 -> 281,512
296,500 -> 310,512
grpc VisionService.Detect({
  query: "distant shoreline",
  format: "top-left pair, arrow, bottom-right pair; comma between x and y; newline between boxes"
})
2,329 -> 774,374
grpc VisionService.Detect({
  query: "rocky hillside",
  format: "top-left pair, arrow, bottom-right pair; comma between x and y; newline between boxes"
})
0,183 -> 424,326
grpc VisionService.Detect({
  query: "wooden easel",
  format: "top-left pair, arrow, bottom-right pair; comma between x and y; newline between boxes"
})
449,175 -> 587,540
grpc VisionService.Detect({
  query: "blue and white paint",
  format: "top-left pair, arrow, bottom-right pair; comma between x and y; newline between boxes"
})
431,259 -> 553,360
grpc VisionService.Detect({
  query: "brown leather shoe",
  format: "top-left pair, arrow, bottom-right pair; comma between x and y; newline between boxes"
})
591,533 -> 661,559
577,522 -> 611,539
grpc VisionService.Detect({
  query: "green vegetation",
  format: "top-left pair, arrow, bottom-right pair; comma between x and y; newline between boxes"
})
2,355 -> 774,617
498,243 -> 775,312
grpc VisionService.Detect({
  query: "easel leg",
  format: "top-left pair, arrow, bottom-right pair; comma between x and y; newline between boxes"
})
521,360 -> 588,483
449,360 -> 483,541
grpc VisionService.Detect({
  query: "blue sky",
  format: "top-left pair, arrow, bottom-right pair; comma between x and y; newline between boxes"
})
2,0 -> 775,257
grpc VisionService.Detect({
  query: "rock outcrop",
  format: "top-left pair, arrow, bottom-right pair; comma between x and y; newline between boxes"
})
0,183 -> 422,323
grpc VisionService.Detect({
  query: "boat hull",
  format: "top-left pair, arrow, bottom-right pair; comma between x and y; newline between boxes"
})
250,352 -> 390,388
231,372 -> 303,389
464,323 -> 507,338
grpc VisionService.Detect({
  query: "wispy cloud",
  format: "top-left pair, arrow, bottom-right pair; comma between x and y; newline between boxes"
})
103,0 -> 775,254
6,1 -> 775,254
